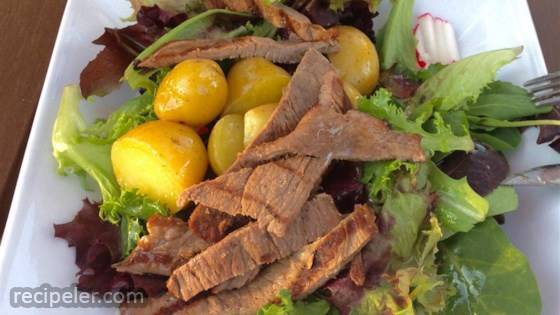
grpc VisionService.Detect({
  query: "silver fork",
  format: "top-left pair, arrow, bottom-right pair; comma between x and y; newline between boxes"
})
524,70 -> 560,106
500,72 -> 560,186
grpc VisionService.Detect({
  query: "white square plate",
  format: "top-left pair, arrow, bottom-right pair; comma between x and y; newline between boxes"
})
0,0 -> 558,314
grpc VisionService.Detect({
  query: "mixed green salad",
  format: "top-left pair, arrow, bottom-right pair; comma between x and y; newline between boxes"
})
51,0 -> 560,314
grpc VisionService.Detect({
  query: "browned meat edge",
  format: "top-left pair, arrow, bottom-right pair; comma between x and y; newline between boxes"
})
241,156 -> 330,236
236,106 -> 426,166
138,36 -> 338,68
177,167 -> 253,213
173,204 -> 376,315
211,268 -> 261,294
230,49 -> 338,171
120,293 -> 185,315
188,205 -> 250,243
255,1 -> 337,41
167,194 -> 342,302
114,216 -> 209,276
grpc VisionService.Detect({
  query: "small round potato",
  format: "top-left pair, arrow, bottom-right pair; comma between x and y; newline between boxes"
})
112,120 -> 208,212
208,114 -> 245,175
328,26 -> 380,95
154,59 -> 228,127
223,58 -> 290,115
244,103 -> 277,147
343,82 -> 363,109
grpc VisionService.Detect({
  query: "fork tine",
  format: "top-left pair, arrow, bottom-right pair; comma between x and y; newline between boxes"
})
524,71 -> 560,87
536,96 -> 560,107
526,81 -> 560,94
533,89 -> 560,103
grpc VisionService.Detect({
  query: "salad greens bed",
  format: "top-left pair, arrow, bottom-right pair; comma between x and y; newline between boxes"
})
51,0 -> 557,314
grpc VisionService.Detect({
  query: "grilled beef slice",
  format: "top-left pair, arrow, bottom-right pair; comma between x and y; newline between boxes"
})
173,204 -> 376,315
167,194 -> 342,302
242,156 -> 330,236
178,167 -> 253,212
231,49 -> 339,171
114,216 -> 209,276
211,267 -> 261,294
237,106 -> 426,166
318,70 -> 352,112
120,293 -> 185,315
203,0 -> 257,13
180,156 -> 329,227
138,36 -> 338,68
255,1 -> 337,41
203,0 -> 335,41
188,205 -> 250,243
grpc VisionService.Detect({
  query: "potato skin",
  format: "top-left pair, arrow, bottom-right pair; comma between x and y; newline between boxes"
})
111,120 -> 208,212
343,82 -> 362,109
244,103 -> 277,147
223,58 -> 290,115
328,26 -> 380,95
208,114 -> 245,175
154,59 -> 228,127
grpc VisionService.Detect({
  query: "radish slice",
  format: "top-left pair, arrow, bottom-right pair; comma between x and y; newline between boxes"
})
414,13 -> 461,69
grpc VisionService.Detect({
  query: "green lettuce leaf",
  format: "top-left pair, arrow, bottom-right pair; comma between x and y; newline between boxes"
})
52,86 -> 119,202
439,219 -> 541,315
471,128 -> 521,151
413,47 -> 523,112
52,86 -> 168,256
128,0 -> 203,14
378,0 -> 418,74
257,290 -> 335,315
467,81 -> 552,120
125,9 -> 251,92
467,115 -> 560,128
382,185 -> 429,259
120,215 -> 145,257
427,162 -> 488,237
353,216 -> 453,315
81,93 -> 156,144
408,216 -> 452,314
485,186 -> 519,216
361,160 -> 417,201
358,89 -> 474,154
328,0 -> 380,11
352,278 -> 414,315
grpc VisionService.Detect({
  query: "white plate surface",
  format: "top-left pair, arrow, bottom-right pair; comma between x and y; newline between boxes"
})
0,0 -> 558,314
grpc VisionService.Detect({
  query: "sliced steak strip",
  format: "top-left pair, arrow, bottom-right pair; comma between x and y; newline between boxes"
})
203,0 -> 257,13
138,36 -> 338,68
237,107 -> 426,166
255,1 -> 337,41
120,293 -> 185,315
167,194 -> 342,302
188,205 -> 250,243
349,252 -> 366,287
174,204 -> 376,315
318,70 -> 351,112
177,167 -> 252,212
242,156 -> 330,236
231,49 -> 337,171
114,216 -> 209,276
211,267 -> 261,294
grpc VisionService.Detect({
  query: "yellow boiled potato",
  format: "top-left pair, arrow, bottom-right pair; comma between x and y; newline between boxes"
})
154,59 -> 228,127
223,58 -> 290,115
328,26 -> 380,95
208,114 -> 245,175
343,82 -> 363,109
244,103 -> 277,147
112,120 -> 208,212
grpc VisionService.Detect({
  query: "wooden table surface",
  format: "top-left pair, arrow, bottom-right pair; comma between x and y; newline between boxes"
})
0,0 -> 558,236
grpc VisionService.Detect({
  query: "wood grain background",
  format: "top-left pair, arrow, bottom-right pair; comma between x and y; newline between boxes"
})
0,0 -> 558,236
